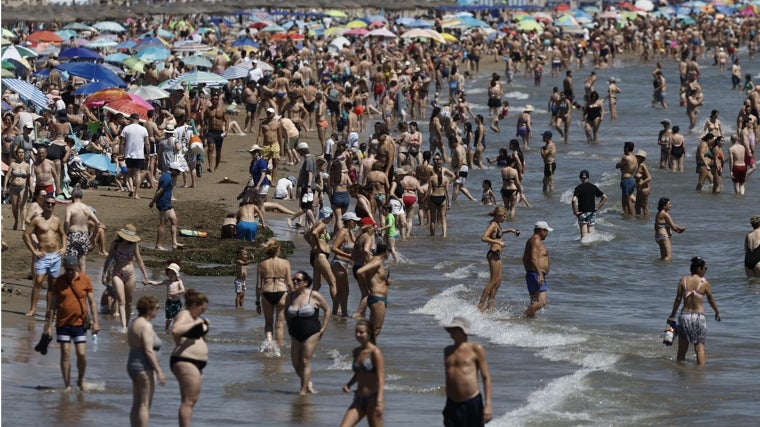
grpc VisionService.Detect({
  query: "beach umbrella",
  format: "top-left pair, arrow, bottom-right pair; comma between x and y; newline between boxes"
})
63,23 -> 97,32
104,52 -> 129,63
330,36 -> 352,49
93,21 -> 127,33
114,40 -> 138,50
2,28 -> 17,39
3,45 -> 37,59
598,11 -> 619,19
366,27 -> 397,38
555,3 -> 571,12
56,30 -> 78,41
28,31 -> 63,44
1,38 -> 11,46
400,29 -> 446,44
122,57 -> 147,73
58,47 -> 102,60
135,46 -> 171,62
405,19 -> 434,29
136,36 -> 168,49
103,98 -> 153,121
555,15 -> 579,27
129,85 -> 170,101
127,93 -> 154,110
516,19 -> 543,32
160,71 -> 228,89
323,27 -> 348,36
182,55 -> 213,68
532,12 -> 554,24
1,78 -> 49,111
84,88 -> 130,107
440,33 -> 460,43
582,5 -> 601,13
345,20 -> 368,29
73,81 -> 116,95
679,15 -> 698,24
456,16 -> 490,28
1,69 -> 14,78
344,28 -> 369,36
232,38 -> 259,48
221,65 -> 250,80
260,25 -> 286,33
57,62 -> 125,87
635,0 -> 655,11
271,33 -> 305,41
325,10 -> 348,18
85,38 -> 118,49
78,153 -> 116,174
172,42 -> 212,52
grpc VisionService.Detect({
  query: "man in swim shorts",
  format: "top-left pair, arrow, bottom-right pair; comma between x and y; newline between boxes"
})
65,187 -> 101,271
523,221 -> 552,317
443,316 -> 492,427
24,194 -> 66,317
615,141 -> 637,215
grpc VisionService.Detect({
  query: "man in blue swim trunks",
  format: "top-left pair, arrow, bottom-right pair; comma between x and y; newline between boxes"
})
24,194 -> 67,317
443,316 -> 492,427
615,141 -> 637,216
523,221 -> 552,317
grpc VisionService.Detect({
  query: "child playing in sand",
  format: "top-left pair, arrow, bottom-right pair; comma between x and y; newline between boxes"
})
147,263 -> 185,330
235,248 -> 253,308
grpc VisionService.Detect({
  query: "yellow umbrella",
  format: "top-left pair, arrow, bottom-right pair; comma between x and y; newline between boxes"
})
323,26 -> 348,36
345,20 -> 368,29
441,33 -> 459,43
326,10 -> 349,18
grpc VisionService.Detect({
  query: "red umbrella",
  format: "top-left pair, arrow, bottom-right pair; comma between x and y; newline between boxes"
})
554,3 -> 571,12
271,33 -> 305,41
249,22 -> 267,30
84,88 -> 130,107
28,31 -> 63,44
103,98 -> 154,121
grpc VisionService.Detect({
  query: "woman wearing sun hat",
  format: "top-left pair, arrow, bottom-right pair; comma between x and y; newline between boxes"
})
102,224 -> 149,330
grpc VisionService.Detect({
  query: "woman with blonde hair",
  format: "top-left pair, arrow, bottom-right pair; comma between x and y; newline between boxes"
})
478,206 -> 520,312
256,239 -> 292,354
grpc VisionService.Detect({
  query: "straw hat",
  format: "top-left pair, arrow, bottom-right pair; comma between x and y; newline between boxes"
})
635,149 -> 647,159
116,224 -> 141,242
523,105 -> 535,112
166,263 -> 181,275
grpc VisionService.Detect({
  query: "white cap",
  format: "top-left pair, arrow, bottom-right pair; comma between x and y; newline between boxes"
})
534,221 -> 553,232
266,107 -> 275,114
444,316 -> 470,334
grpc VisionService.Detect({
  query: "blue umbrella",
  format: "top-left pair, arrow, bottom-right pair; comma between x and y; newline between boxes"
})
160,71 -> 228,89
58,47 -> 103,61
135,46 -> 171,62
405,19 -> 434,29
232,38 -> 259,48
1,78 -> 49,111
208,17 -> 234,27
222,65 -> 250,80
104,52 -> 129,64
72,81 -> 116,95
182,55 -> 213,68
115,40 -> 138,50
141,29 -> 175,40
135,37 -> 166,50
78,153 -> 116,174
56,62 -> 125,87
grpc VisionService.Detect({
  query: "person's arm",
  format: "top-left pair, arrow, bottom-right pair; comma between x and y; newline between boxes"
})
86,288 -> 100,334
475,343 -> 492,423
703,281 -> 721,321
481,222 -> 501,246
343,350 -> 359,392
43,289 -> 59,335
133,246 -> 149,284
664,212 -> 686,233
668,278 -> 685,322
597,193 -> 608,211
374,347 -> 385,416
57,218 -> 67,256
571,195 -> 580,217
316,291 -> 330,335
255,261 -> 263,314
171,310 -> 205,339
141,322 -> 166,385
148,184 -> 165,209
255,205 -> 267,228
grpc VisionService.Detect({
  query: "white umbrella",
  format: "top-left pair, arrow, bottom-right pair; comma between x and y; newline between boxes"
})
222,65 -> 250,80
330,36 -> 351,49
634,0 -> 654,11
129,85 -> 170,100
366,27 -> 397,38
93,21 -> 127,33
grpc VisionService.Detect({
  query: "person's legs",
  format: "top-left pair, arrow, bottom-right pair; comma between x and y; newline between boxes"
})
479,257 -> 501,311
156,211 -> 167,250
676,335 -> 689,362
166,209 -> 181,248
524,291 -> 546,317
300,333 -> 321,394
291,339 -> 303,381
339,404 -> 364,427
74,341 -> 87,389
206,141 -> 216,173
316,254 -> 337,307
368,298 -> 387,337
59,341 -> 72,389
275,301 -> 287,349
695,343 -> 707,366
172,362 -> 202,427
112,275 -> 128,328
27,273 -> 47,316
331,262 -> 349,316
130,371 -> 153,427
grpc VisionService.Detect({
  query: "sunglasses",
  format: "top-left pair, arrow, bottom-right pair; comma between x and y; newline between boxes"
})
292,277 -> 304,283
45,202 -> 56,207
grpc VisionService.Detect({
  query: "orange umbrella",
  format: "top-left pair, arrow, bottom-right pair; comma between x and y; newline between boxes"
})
271,33 -> 305,41
28,31 -> 63,44
84,89 -> 130,107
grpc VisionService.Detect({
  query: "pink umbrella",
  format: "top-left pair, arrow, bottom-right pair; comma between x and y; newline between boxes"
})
345,28 -> 369,36
128,93 -> 153,110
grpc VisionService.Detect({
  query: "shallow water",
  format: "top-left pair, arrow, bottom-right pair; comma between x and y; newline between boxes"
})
3,55 -> 760,426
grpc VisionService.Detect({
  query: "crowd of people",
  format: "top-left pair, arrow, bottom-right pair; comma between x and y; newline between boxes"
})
5,4 -> 760,425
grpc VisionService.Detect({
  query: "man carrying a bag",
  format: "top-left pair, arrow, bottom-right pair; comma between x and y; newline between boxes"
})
43,255 -> 99,391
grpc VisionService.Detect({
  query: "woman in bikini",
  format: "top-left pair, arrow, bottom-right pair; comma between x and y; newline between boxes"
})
102,224 -> 149,330
256,239 -> 293,353
340,318 -> 385,427
634,150 -> 652,216
606,78 -> 621,121
667,257 -> 721,366
478,206 -> 520,312
407,121 -> 422,169
170,289 -> 209,426
426,156 -> 451,237
702,109 -> 724,139
306,207 -> 337,309
654,198 -> 687,261
500,156 -> 523,220
331,213 -> 359,317
287,271 -> 330,395
4,147 -> 30,230
329,159 -> 352,232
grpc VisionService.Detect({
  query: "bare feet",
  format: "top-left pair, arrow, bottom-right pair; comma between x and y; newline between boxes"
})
173,243 -> 185,249
155,246 -> 169,251
25,310 -> 35,317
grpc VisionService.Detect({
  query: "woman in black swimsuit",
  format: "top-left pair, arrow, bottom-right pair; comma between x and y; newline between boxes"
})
256,239 -> 292,353
478,207 -> 520,312
170,289 -> 209,427
286,271 -> 330,395
583,91 -> 604,143
426,156 -> 451,237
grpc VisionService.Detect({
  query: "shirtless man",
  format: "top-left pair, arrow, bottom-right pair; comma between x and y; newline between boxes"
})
729,134 -> 749,195
540,131 -> 557,192
257,107 -> 282,181
202,90 -> 229,173
356,242 -> 390,337
429,107 -> 446,161
523,221 -> 552,318
443,316 -> 492,426
64,187 -> 100,271
32,146 -> 57,195
23,195 -> 66,317
450,136 -> 476,202
375,131 -> 396,177
243,80 -> 259,132
351,218 -> 378,319
615,141 -> 637,215
145,110 -> 164,187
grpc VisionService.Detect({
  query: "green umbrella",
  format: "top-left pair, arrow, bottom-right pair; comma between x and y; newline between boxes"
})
123,57 -> 147,73
4,45 -> 37,58
517,19 -> 543,32
1,60 -> 16,70
1,68 -> 14,78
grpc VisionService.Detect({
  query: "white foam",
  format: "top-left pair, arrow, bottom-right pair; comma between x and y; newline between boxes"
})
503,91 -> 529,100
441,264 -> 479,280
326,348 -> 352,371
580,230 -> 615,244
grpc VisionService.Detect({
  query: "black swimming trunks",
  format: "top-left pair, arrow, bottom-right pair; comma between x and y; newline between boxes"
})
443,394 -> 484,427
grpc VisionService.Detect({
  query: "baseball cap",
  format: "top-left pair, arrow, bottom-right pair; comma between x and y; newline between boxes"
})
296,142 -> 309,151
534,221 -> 554,232
360,216 -> 377,226
542,131 -> 553,139
342,212 -> 361,222
579,170 -> 590,179
24,122 -> 34,129
444,316 -> 470,334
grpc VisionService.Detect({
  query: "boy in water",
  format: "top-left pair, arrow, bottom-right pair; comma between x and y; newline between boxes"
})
147,263 -> 185,330
235,248 -> 253,308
